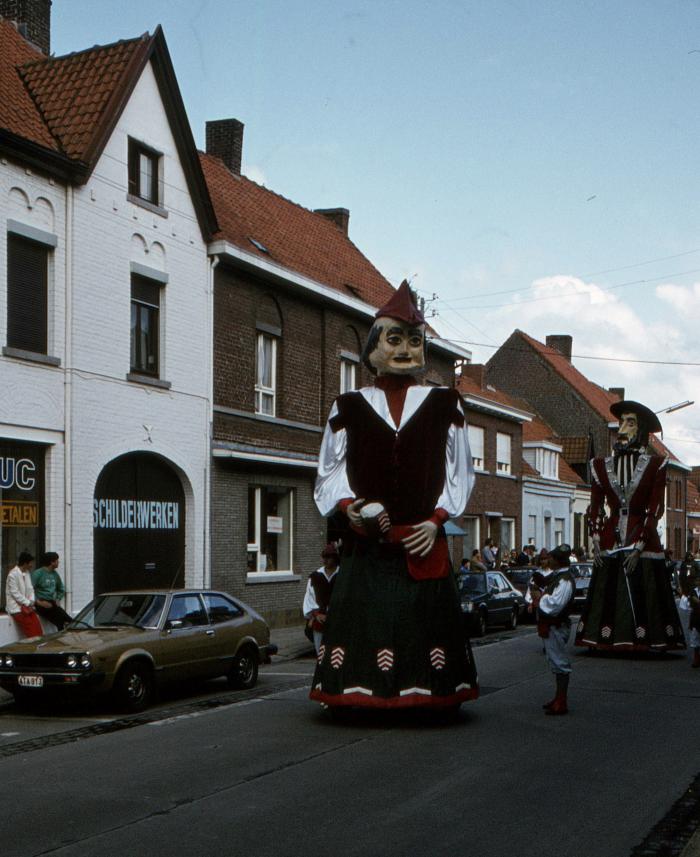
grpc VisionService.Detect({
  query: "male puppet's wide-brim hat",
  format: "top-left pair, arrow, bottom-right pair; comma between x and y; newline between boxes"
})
610,400 -> 662,434
374,280 -> 426,326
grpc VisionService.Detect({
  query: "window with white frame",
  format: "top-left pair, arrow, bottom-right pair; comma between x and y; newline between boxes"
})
527,515 -> 537,544
247,485 -> 293,573
468,425 -> 485,470
554,517 -> 565,546
340,357 -> 357,394
128,138 -> 162,207
496,432 -> 511,474
255,332 -> 277,416
539,448 -> 558,479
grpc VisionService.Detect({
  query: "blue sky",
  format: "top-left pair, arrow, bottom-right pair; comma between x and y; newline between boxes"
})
53,0 -> 700,461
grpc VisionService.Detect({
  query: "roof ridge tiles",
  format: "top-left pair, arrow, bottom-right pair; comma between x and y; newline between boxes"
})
20,32 -> 150,69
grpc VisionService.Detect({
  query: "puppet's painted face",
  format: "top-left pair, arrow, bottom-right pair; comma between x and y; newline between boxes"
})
617,412 -> 639,447
369,318 -> 426,375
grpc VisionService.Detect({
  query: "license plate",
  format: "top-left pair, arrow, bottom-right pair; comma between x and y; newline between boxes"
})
18,675 -> 43,688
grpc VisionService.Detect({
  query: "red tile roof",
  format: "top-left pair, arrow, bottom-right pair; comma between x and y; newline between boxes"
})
200,152 -> 397,309
514,330 -> 622,420
0,18 -> 56,149
558,457 -> 585,485
456,372 -> 533,415
522,415 -> 559,444
521,458 -> 539,477
19,34 -> 150,162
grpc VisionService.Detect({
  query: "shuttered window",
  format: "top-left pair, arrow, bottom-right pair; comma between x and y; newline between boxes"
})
7,234 -> 48,354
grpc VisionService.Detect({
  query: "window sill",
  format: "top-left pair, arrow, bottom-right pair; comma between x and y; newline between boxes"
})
126,372 -> 172,390
2,346 -> 60,367
495,471 -> 517,480
246,572 -> 301,584
127,193 -> 168,219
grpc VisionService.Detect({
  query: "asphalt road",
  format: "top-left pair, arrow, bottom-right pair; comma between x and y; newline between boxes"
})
1,626 -> 699,857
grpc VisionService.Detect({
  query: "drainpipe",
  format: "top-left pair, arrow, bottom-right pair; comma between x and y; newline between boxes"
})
63,186 -> 73,610
204,254 -> 219,587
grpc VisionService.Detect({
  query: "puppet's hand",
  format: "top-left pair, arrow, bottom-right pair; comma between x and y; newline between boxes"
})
592,536 -> 603,568
346,498 -> 366,529
624,548 -> 641,576
402,520 -> 438,557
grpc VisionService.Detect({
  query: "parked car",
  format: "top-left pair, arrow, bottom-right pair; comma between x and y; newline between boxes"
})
0,589 -> 277,712
459,571 -> 526,636
570,562 -> 593,611
503,566 -> 537,622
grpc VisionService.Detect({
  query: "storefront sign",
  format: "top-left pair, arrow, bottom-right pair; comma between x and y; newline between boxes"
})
0,501 -> 38,526
93,499 -> 180,530
266,515 -> 283,534
0,457 -> 36,490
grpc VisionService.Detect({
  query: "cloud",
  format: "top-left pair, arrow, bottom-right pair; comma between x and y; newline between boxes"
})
437,273 -> 700,463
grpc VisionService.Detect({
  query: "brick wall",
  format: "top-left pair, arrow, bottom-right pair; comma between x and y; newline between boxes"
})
486,332 -> 611,457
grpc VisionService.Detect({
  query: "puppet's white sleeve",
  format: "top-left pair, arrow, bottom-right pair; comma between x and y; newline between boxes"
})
314,402 -> 354,517
435,401 -> 475,517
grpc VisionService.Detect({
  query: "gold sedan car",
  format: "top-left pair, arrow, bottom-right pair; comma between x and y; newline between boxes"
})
0,590 -> 277,712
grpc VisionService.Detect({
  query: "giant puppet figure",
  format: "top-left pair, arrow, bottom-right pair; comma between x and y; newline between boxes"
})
575,401 -> 685,651
310,281 -> 478,710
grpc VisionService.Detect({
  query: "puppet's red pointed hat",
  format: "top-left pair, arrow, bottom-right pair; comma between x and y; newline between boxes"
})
374,280 -> 425,325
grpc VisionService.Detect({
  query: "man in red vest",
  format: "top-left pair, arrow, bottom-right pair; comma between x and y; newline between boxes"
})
310,281 -> 478,712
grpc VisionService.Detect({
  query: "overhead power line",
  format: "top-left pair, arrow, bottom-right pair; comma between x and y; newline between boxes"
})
427,337 -> 700,367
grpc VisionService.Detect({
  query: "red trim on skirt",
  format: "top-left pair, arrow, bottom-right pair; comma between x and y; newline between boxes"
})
309,685 -> 479,708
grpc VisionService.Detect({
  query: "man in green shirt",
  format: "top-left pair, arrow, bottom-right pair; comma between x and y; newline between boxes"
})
31,552 -> 72,630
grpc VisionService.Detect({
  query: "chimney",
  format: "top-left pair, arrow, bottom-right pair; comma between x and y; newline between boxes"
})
206,118 -> 244,175
545,334 -> 572,362
461,363 -> 485,388
314,208 -> 350,236
609,387 -> 625,401
0,0 -> 51,54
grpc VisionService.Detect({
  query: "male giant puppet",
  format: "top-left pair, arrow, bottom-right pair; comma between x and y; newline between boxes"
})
575,400 -> 685,651
310,282 -> 478,710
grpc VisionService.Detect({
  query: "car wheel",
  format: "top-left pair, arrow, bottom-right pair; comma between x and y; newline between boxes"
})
508,608 -> 518,631
228,646 -> 259,690
113,661 -> 153,713
476,609 -> 487,637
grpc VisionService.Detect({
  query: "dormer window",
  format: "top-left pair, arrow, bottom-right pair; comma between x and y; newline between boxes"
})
128,138 -> 162,207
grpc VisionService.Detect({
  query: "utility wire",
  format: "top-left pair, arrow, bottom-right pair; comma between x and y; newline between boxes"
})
433,266 -> 700,310
427,336 -> 700,367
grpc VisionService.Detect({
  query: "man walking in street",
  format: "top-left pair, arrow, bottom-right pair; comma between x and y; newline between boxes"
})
31,551 -> 72,630
531,543 -> 575,716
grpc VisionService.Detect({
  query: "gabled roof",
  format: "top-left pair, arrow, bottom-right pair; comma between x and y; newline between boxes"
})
522,415 -> 560,445
200,151 -> 396,309
0,21 -> 216,237
507,330 -> 621,420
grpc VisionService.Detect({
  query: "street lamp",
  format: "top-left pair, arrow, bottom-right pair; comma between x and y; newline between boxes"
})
655,400 -> 694,415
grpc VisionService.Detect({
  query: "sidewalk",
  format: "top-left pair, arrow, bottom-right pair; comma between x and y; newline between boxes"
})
269,624 -> 314,662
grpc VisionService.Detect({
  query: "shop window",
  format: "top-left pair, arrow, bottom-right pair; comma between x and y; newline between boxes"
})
0,441 -> 45,611
468,425 -> 485,470
130,274 -> 161,376
6,233 -> 49,355
255,332 -> 277,416
128,138 -> 162,207
247,486 -> 293,573
496,432 -> 511,474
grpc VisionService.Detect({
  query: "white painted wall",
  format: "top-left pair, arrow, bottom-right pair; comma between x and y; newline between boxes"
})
1,59 -> 212,615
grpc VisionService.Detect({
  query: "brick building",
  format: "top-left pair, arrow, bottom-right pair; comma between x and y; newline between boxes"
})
486,330 -> 689,555
455,365 -> 531,561
201,121 -> 469,627
0,7 -> 217,634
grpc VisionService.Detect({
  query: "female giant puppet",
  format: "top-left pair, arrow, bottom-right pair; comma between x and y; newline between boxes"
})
575,400 -> 685,651
310,282 -> 479,709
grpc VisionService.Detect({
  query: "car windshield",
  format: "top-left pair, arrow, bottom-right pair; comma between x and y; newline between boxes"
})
74,594 -> 167,629
573,565 -> 593,579
461,574 -> 487,595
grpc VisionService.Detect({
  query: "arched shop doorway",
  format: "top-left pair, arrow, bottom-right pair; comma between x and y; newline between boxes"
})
93,452 -> 185,594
